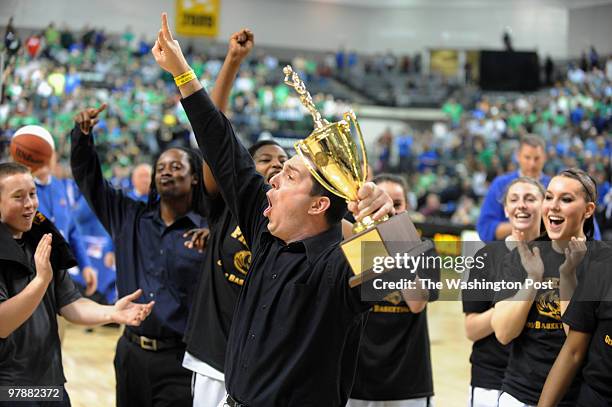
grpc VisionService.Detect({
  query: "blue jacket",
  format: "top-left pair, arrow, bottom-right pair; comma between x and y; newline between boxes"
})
35,177 -> 92,272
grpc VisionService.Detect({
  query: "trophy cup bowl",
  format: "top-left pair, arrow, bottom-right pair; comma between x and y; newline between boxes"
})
294,111 -> 386,234
284,65 -> 429,290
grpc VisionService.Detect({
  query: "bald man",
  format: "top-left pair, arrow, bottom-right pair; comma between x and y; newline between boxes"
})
127,164 -> 152,203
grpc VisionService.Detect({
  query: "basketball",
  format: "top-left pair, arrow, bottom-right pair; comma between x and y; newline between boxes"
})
10,125 -> 55,171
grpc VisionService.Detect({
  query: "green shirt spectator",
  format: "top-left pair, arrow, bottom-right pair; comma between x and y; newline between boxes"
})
442,100 -> 463,125
553,113 -> 567,127
44,23 -> 60,47
507,113 -> 525,131
274,84 -> 290,106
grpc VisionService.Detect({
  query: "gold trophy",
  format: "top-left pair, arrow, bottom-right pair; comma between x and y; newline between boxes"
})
284,66 -> 430,288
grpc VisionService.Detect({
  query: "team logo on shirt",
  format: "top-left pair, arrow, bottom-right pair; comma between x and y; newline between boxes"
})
535,278 -> 561,321
231,226 -> 248,247
233,250 -> 251,275
33,212 -> 47,225
223,226 -> 251,286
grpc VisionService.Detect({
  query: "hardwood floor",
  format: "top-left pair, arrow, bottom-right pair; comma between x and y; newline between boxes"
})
62,301 -> 472,406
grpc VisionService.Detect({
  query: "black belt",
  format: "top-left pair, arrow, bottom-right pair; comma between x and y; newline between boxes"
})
123,329 -> 184,351
224,394 -> 248,407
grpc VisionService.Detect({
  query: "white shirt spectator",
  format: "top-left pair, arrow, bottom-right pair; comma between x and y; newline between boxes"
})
36,80 -> 53,98
568,67 -> 585,84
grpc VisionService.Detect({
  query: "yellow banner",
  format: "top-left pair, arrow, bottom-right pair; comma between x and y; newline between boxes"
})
176,0 -> 220,37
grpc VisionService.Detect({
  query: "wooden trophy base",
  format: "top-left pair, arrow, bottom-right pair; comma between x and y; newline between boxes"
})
341,212 -> 433,288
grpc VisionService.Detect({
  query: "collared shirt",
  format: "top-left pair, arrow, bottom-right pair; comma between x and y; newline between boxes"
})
182,89 -> 370,406
70,125 -> 207,339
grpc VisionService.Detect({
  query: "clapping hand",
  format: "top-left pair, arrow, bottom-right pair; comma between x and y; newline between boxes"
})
560,236 -> 587,275
111,289 -> 155,326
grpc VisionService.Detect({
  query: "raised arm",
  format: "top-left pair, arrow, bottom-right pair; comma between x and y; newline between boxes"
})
70,104 -> 140,238
152,13 -> 266,244
202,29 -> 254,198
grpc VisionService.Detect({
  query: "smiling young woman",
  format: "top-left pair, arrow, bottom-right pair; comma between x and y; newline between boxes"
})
463,177 -> 544,407
491,168 -> 599,407
538,170 -> 612,407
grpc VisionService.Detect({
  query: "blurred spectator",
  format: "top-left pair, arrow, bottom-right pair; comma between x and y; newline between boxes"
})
544,55 -> 554,86
376,127 -> 393,173
442,98 -> 463,127
420,192 -> 445,219
44,23 -> 60,49
451,196 -> 479,225
589,46 -> 599,70
25,33 -> 43,59
477,135 -> 549,241
4,17 -> 21,59
127,163 -> 152,202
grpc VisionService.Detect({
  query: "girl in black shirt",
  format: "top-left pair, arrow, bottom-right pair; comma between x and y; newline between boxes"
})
538,246 -> 612,407
463,176 -> 545,407
537,172 -> 612,406
492,168 -> 598,407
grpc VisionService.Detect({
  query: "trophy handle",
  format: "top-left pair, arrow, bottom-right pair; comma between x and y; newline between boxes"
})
294,141 -> 349,200
343,111 -> 368,185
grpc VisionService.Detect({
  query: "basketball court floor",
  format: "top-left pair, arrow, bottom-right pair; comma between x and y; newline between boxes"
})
62,300 -> 471,406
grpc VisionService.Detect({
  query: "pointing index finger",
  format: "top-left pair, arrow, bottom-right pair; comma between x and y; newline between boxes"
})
94,103 -> 107,116
161,12 -> 174,42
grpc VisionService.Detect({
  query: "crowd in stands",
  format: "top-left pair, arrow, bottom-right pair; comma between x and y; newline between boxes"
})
0,21 -> 353,181
375,61 -> 612,235
1,20 -> 611,235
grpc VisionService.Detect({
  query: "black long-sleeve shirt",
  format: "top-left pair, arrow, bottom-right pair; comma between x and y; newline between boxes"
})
182,89 -> 370,406
70,125 -> 207,339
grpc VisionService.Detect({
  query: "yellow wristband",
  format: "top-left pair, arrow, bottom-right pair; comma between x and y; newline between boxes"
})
174,70 -> 196,86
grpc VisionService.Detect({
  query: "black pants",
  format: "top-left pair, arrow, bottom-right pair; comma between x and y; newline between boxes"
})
114,335 -> 192,407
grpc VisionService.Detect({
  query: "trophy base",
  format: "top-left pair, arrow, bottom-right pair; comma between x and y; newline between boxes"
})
352,214 -> 389,234
340,212 -> 433,288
